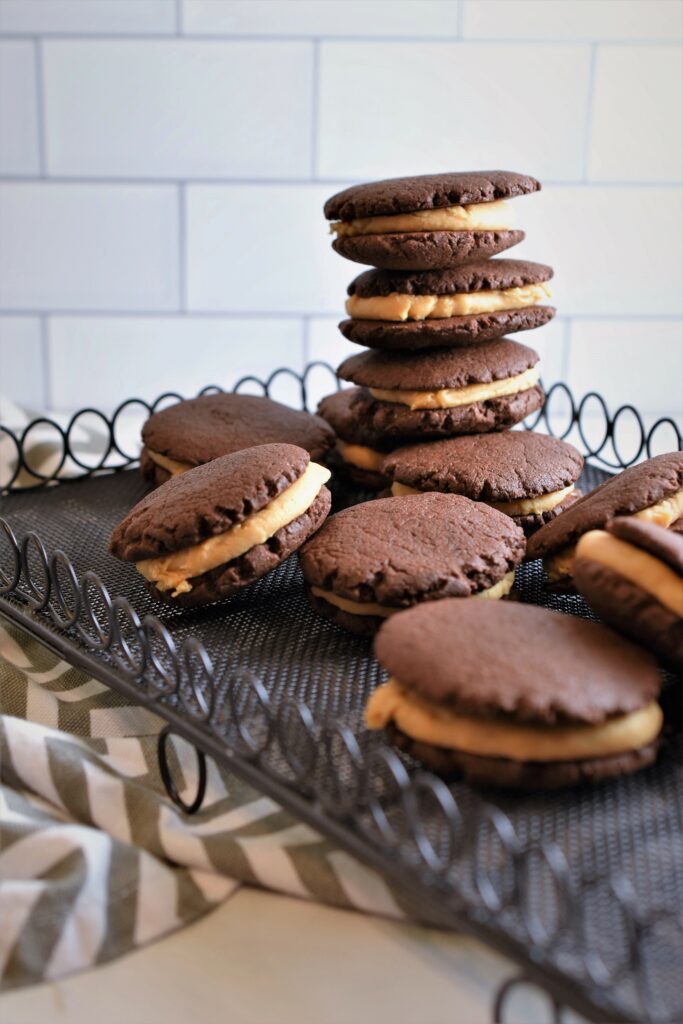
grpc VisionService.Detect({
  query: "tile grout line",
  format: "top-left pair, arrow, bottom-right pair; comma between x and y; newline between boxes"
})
582,42 -> 599,182
178,182 -> 187,313
310,39 -> 320,179
0,31 -> 679,44
456,0 -> 465,40
0,175 -> 680,188
175,0 -> 183,36
40,315 -> 51,409
33,37 -> 47,175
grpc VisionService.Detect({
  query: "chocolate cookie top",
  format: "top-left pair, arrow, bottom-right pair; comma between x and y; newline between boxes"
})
607,517 -> 683,575
527,453 -> 683,560
142,393 -> 335,465
338,338 -> 539,391
324,171 -> 541,221
299,493 -> 525,605
348,260 -> 553,298
384,431 -> 583,501
375,600 -> 661,725
317,387 -> 399,450
110,443 -> 310,561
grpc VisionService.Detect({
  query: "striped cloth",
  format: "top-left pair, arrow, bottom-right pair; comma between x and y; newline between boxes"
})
0,616 -> 408,991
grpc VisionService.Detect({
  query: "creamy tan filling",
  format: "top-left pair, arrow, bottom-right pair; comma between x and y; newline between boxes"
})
544,486 -> 683,581
331,200 -> 514,238
365,678 -> 663,762
390,482 -> 574,516
346,283 -> 551,322
576,529 -> 683,616
369,366 -> 540,411
310,571 -> 515,618
146,448 -> 193,477
336,440 -> 385,472
137,462 -> 330,597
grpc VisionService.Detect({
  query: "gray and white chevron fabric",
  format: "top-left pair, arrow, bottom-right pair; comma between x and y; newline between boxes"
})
0,617 -> 407,991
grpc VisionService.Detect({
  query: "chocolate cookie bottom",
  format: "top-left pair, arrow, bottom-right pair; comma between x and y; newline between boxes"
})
333,229 -> 524,271
387,724 -> 660,790
340,307 -> 555,351
146,487 -> 331,608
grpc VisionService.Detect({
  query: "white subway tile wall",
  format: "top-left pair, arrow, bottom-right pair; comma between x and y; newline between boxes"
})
0,0 -> 680,420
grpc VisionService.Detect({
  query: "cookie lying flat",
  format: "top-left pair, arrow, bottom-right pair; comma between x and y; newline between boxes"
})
367,601 -> 663,789
383,431 -> 583,536
340,260 -> 555,350
110,444 -> 331,608
317,387 -> 398,489
527,452 -> 683,587
325,171 -> 539,270
574,519 -> 683,672
337,338 -> 544,441
299,492 -> 525,635
140,393 -> 335,487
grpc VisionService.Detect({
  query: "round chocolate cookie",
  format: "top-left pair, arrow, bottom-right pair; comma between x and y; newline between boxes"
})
326,172 -> 539,269
383,431 -> 584,536
527,452 -> 683,586
110,443 -> 331,608
574,518 -> 683,672
367,600 -> 663,789
336,338 -> 544,441
299,492 -> 525,635
140,393 -> 335,487
341,260 -> 554,348
317,387 -> 398,489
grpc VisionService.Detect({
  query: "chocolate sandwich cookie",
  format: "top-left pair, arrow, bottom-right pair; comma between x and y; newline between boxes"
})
339,260 -> 554,351
317,387 -> 398,489
110,444 -> 331,608
325,170 -> 539,270
367,601 -> 663,789
140,393 -> 335,487
299,492 -> 525,635
336,338 -> 544,441
574,519 -> 683,672
527,452 -> 683,588
383,431 -> 583,536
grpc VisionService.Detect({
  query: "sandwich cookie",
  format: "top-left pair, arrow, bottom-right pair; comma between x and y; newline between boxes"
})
367,601 -> 663,789
140,393 -> 335,487
110,444 -> 331,608
574,518 -> 683,672
336,338 -> 544,441
299,492 -> 525,635
383,431 -> 583,535
317,387 -> 397,489
527,452 -> 683,588
339,260 -> 554,351
325,170 -> 539,270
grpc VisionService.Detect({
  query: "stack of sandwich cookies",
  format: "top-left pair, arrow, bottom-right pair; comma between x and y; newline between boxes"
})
299,492 -> 525,635
324,170 -> 540,271
140,393 -> 335,487
110,444 -> 331,607
383,431 -> 583,535
341,260 -> 554,351
574,518 -> 683,672
367,601 -> 664,789
527,452 -> 683,588
336,339 -> 544,441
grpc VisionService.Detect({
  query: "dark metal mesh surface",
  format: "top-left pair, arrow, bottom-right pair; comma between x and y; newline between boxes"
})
2,463 -> 683,1023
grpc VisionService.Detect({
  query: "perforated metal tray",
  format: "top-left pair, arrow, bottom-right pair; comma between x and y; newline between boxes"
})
1,369 -> 682,1024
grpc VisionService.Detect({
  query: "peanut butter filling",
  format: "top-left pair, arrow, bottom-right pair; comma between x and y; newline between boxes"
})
544,486 -> 683,582
146,448 -> 193,477
345,283 -> 551,322
577,529 -> 683,616
369,366 -> 540,411
310,571 -> 515,617
391,482 -> 574,517
336,440 -> 385,473
137,461 -> 331,597
331,200 -> 514,239
366,678 -> 663,762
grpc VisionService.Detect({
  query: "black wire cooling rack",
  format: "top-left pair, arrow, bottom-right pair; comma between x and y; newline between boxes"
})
1,365 -> 682,1024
